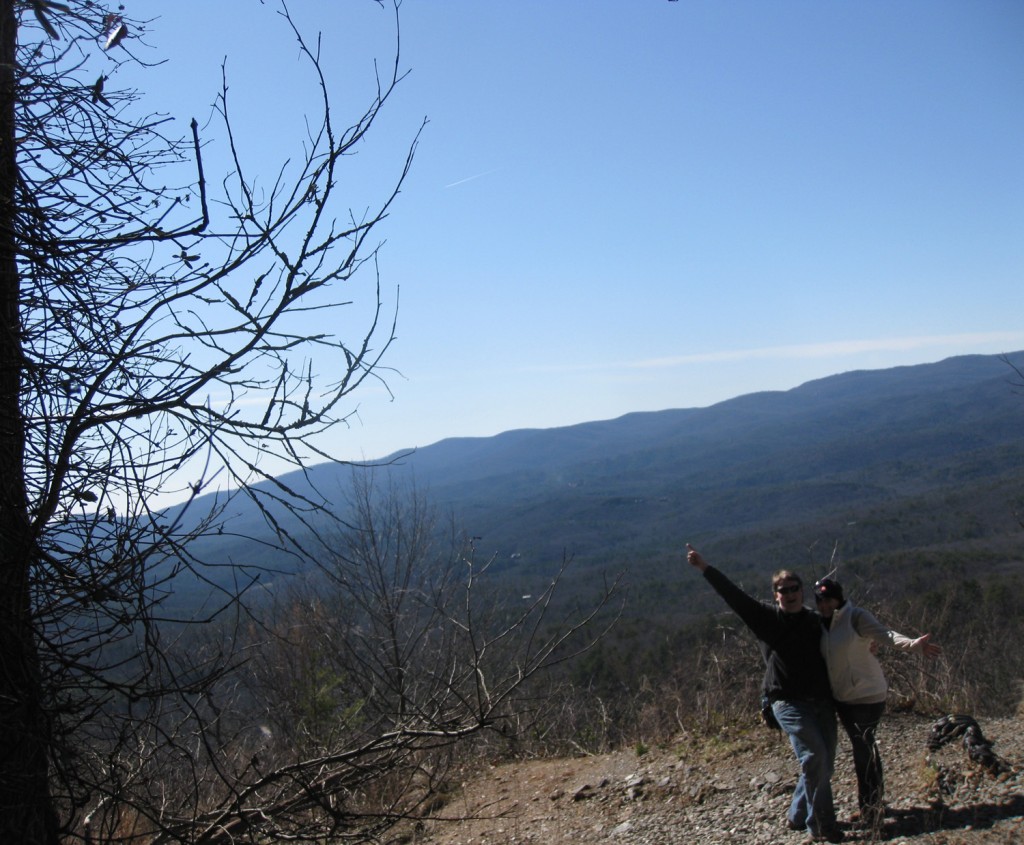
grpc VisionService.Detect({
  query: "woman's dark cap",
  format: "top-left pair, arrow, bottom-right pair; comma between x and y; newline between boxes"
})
814,578 -> 843,601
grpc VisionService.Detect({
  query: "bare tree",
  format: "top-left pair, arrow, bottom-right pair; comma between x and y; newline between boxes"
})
215,472 -> 620,844
0,1 -> 425,841
48,473 -> 619,843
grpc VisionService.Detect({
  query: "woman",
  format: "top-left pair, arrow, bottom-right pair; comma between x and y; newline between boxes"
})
687,546 -> 843,843
813,577 -> 941,829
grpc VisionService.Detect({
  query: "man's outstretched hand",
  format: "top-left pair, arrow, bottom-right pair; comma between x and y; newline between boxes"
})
686,543 -> 708,573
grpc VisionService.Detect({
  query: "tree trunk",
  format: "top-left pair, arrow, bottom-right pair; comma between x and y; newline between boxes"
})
0,2 -> 59,841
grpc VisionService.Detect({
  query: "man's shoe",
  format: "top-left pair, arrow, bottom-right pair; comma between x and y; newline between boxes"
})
810,826 -> 845,843
786,818 -> 805,832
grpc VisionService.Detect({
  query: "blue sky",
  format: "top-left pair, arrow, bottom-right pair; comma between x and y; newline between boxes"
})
140,0 -> 1023,465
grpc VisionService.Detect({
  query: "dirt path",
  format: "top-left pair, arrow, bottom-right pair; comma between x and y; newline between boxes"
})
402,712 -> 1024,844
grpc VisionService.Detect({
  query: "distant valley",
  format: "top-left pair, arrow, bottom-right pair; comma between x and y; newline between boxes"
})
175,351 -> 1024,623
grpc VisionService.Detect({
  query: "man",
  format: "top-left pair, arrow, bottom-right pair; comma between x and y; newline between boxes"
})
686,544 -> 843,843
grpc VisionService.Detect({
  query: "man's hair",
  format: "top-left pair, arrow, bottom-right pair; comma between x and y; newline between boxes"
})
771,569 -> 802,590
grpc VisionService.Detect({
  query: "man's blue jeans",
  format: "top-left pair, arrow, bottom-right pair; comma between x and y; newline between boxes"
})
772,698 -> 838,835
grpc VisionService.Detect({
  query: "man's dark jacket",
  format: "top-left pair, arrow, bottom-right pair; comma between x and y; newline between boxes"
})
703,566 -> 832,703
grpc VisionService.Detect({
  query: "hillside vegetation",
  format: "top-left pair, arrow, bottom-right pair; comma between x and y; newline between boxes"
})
162,352 -> 1024,727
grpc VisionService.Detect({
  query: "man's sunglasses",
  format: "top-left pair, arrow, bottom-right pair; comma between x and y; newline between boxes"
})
774,584 -> 802,595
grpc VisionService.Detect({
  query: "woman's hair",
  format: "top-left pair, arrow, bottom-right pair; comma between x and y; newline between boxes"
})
771,569 -> 802,590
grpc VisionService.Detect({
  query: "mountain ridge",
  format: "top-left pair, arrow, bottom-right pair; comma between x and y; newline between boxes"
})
173,351 -> 1024,613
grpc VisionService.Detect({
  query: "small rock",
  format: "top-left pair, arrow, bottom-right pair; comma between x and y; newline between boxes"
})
571,783 -> 596,801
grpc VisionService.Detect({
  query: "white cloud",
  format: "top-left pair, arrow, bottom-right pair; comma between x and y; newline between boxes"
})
624,332 -> 1024,370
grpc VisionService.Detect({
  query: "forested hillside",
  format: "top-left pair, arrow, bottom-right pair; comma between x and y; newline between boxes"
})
177,351 -> 1024,627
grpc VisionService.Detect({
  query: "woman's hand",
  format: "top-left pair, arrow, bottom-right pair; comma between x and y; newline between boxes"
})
916,633 -> 942,658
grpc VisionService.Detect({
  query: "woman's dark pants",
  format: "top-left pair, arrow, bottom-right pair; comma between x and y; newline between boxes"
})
837,701 -> 886,812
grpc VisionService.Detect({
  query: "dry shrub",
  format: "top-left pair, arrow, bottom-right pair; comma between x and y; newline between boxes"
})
867,577 -> 1024,717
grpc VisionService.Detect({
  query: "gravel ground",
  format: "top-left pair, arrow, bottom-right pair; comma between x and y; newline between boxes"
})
403,712 -> 1024,845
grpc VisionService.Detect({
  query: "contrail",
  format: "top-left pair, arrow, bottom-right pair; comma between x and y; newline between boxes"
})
444,168 -> 502,189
